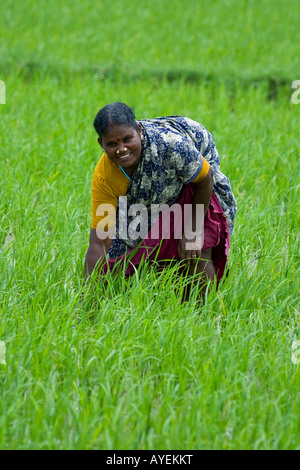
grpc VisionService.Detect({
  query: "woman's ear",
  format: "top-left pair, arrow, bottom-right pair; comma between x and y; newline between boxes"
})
97,137 -> 103,147
137,123 -> 143,139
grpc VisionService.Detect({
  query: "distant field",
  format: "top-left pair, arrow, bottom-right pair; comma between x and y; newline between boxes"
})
1,0 -> 300,80
0,0 -> 300,450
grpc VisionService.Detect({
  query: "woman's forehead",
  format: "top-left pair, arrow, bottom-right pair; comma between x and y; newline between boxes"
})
102,124 -> 136,141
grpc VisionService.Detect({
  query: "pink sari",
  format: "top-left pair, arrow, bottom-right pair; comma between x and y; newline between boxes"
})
101,184 -> 230,283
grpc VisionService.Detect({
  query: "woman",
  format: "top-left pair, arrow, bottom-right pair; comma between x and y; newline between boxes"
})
84,102 -> 237,300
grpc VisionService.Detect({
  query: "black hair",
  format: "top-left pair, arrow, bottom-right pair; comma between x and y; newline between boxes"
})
93,102 -> 139,137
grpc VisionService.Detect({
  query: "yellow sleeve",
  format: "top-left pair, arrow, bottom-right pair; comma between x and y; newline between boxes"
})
191,157 -> 210,183
91,154 -> 130,230
91,174 -> 118,231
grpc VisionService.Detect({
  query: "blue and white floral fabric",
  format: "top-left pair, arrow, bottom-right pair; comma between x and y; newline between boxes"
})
108,116 -> 237,259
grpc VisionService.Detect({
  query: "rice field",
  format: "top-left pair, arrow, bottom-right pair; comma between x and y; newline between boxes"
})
0,0 -> 300,450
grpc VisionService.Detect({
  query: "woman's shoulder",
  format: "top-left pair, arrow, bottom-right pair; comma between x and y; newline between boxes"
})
139,115 -> 187,130
139,116 -> 187,142
139,115 -> 205,128
92,153 -> 129,195
139,115 -> 208,141
93,153 -> 123,178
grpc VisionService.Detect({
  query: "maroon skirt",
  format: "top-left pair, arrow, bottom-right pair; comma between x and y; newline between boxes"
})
102,184 -> 230,283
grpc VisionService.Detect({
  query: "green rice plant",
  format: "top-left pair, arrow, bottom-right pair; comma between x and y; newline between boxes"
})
0,0 -> 300,450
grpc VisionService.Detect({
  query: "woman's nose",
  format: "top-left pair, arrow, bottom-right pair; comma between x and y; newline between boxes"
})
117,143 -> 128,153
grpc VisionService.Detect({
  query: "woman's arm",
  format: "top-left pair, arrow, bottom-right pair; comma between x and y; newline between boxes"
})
190,166 -> 214,225
84,228 -> 112,278
178,167 -> 214,261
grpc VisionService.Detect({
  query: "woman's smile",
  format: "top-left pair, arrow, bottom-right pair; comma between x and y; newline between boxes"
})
116,149 -> 131,160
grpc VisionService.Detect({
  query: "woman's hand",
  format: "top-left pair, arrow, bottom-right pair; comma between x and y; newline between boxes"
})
178,233 -> 203,263
84,228 -> 112,279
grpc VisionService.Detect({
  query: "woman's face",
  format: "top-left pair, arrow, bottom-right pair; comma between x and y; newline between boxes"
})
100,123 -> 142,171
